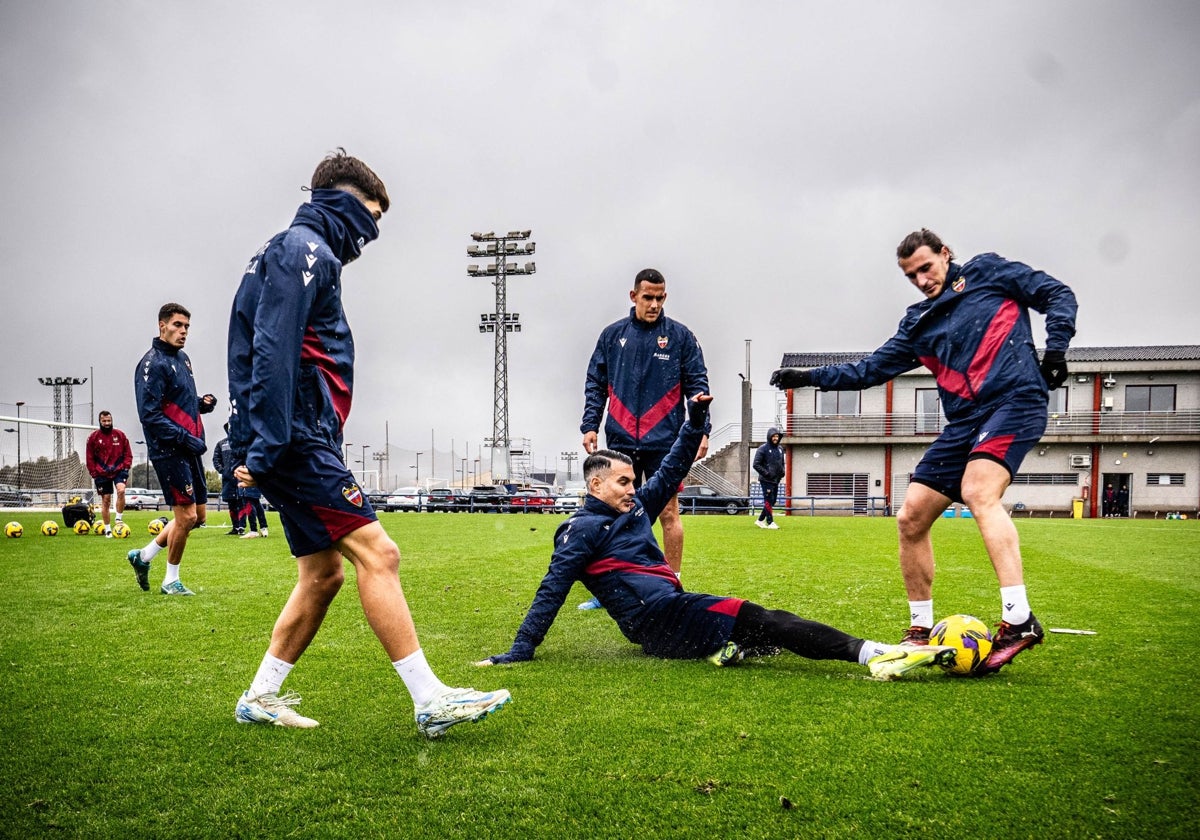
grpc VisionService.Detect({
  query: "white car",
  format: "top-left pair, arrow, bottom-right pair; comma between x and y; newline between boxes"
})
384,487 -> 423,512
554,489 -> 585,513
124,488 -> 164,510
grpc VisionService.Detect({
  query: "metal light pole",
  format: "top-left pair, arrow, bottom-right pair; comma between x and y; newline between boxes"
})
343,442 -> 352,466
561,450 -> 579,482
15,401 -> 24,491
414,451 -> 423,483
460,458 -> 467,489
135,439 -> 146,487
372,451 -> 388,491
469,230 -> 535,483
360,444 -> 369,487
38,376 -> 87,458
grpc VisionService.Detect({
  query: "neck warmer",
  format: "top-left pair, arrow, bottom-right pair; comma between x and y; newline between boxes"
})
293,188 -> 380,264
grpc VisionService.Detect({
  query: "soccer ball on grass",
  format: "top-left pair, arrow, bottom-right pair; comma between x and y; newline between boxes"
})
73,520 -> 92,535
41,520 -> 59,536
930,614 -> 993,676
148,517 -> 168,535
112,522 -> 132,539
4,521 -> 22,538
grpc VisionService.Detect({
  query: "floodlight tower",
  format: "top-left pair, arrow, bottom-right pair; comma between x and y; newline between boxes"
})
38,376 -> 87,458
468,230 -> 536,482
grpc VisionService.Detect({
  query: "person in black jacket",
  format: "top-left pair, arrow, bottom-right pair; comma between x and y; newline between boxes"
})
753,427 -> 785,529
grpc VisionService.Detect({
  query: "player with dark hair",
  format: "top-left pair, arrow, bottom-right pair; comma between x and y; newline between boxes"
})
86,410 -> 133,537
577,267 -> 710,609
213,426 -> 246,536
752,427 -> 785,529
771,228 -> 1078,673
479,394 -> 954,680
226,149 -> 509,736
129,303 -> 217,594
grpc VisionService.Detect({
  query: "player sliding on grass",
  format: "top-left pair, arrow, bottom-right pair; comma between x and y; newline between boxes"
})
771,229 -> 1078,674
477,394 -> 954,680
226,149 -> 509,737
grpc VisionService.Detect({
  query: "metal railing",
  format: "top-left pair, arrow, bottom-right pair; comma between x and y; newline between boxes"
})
781,410 -> 1200,438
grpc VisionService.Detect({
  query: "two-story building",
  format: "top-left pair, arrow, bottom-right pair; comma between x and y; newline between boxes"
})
773,345 -> 1200,518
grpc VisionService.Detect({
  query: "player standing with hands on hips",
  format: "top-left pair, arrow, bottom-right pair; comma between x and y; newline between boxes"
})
771,229 -> 1077,674
226,149 -> 509,737
577,268 -> 710,609
86,411 -> 132,537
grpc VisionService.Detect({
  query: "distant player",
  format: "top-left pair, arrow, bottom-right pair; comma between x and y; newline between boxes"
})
226,149 -> 509,736
771,229 -> 1078,673
213,426 -> 245,536
478,394 -> 954,680
752,427 -> 785,529
85,411 -> 132,537
128,303 -> 217,595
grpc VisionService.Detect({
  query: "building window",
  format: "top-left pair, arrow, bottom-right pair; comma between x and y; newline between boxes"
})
807,473 -> 868,496
816,391 -> 860,415
1126,385 -> 1176,412
1010,473 -> 1080,486
915,388 -> 944,434
1047,388 -> 1068,415
1146,473 -> 1185,486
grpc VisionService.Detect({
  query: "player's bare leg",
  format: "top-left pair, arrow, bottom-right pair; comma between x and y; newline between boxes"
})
264,547 -> 346,664
336,522 -> 420,660
960,459 -> 1022,587
896,483 -> 950,601
660,495 -> 683,575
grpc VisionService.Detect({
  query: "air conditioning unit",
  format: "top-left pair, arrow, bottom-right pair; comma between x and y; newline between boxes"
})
1068,454 -> 1091,468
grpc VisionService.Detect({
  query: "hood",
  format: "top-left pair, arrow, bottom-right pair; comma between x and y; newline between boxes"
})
767,427 -> 781,444
292,188 -> 380,265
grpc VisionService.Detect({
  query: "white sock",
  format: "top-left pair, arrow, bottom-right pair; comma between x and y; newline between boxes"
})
858,640 -> 893,665
114,513 -> 123,522
250,653 -> 294,697
163,563 -> 180,585
393,649 -> 448,707
142,539 -> 164,562
1000,585 -> 1031,625
908,599 -> 934,629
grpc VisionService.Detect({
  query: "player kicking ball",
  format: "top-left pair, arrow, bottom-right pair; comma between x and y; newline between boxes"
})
477,394 -> 955,681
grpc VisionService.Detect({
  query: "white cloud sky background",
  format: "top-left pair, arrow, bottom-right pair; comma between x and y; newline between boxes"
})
2,1 -> 1198,486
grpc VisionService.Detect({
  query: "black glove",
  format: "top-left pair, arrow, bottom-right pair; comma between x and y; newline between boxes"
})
184,434 -> 207,456
769,368 -> 813,389
1040,350 -> 1068,390
198,394 -> 217,414
687,394 -> 712,428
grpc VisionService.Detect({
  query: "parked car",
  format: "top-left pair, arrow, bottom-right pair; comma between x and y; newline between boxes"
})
383,487 -> 423,512
424,488 -> 467,512
553,488 -> 585,513
508,488 -> 556,513
124,488 -> 164,510
677,485 -> 751,515
367,492 -> 390,510
467,485 -> 510,512
0,483 -> 32,507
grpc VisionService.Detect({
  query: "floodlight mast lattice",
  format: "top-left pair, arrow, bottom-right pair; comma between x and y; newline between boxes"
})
468,230 -> 535,482
38,376 -> 87,458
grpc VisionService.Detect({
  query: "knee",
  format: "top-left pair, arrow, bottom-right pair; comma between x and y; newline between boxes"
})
174,508 -> 199,531
896,506 -> 928,542
308,566 -> 345,602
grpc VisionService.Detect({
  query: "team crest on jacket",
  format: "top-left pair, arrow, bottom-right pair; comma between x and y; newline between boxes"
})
342,484 -> 364,507
657,335 -> 669,349
952,276 -> 966,293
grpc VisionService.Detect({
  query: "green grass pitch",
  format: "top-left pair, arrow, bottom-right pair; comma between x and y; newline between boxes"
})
1,511 -> 1197,838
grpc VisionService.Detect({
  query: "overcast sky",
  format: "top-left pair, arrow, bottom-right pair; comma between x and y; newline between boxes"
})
2,1 -> 1198,487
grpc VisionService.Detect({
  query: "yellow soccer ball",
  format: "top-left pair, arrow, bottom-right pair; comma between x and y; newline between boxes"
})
41,520 -> 59,537
4,521 -> 22,538
930,614 -> 993,676
112,522 -> 132,539
148,517 -> 167,536
73,519 -> 92,535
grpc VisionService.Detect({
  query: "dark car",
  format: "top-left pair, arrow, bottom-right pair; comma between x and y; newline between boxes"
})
0,483 -> 32,507
425,488 -> 467,512
467,485 -> 510,512
508,488 -> 555,513
677,485 -> 751,515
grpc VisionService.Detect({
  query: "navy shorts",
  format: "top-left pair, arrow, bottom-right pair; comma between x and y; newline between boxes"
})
620,450 -> 680,493
635,593 -> 744,659
911,396 -> 1048,504
254,436 -> 377,558
93,470 -> 130,495
152,455 -> 208,508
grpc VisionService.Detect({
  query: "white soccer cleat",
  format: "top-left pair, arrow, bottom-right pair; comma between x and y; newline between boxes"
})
235,690 -> 319,728
415,686 -> 511,739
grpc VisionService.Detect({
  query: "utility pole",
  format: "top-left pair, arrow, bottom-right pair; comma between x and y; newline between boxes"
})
468,230 -> 535,483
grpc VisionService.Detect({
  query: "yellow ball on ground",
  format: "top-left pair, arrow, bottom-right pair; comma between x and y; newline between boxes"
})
112,522 -> 132,539
73,520 -> 92,535
41,520 -> 59,536
930,614 -> 993,675
4,521 -> 22,538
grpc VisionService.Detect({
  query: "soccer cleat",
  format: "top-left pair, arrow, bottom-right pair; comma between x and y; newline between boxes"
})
104,526 -> 113,539
235,690 -> 319,728
755,519 -> 768,529
127,549 -> 150,591
577,596 -> 603,611
765,522 -> 779,530
707,641 -> 743,667
899,625 -> 931,646
415,686 -> 511,739
160,580 -> 195,596
260,528 -> 268,537
868,645 -> 956,680
240,531 -> 260,539
980,613 -> 1045,674
226,528 -> 244,536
